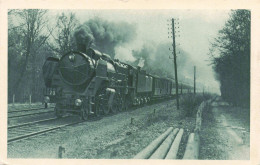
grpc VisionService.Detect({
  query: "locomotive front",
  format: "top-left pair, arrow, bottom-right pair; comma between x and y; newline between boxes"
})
43,50 -> 98,118
58,51 -> 95,86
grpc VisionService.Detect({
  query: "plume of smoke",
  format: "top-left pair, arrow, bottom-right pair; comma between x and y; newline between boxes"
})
129,42 -> 194,85
74,25 -> 94,52
73,17 -> 136,58
132,43 -> 156,69
114,46 -> 135,62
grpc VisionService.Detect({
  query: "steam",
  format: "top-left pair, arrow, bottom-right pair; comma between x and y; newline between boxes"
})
132,43 -> 156,69
127,42 -> 195,85
74,17 -> 136,58
137,58 -> 145,67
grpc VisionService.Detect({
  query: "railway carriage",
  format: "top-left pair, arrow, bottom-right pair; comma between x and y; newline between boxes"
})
181,83 -> 193,94
152,76 -> 172,97
171,81 -> 193,95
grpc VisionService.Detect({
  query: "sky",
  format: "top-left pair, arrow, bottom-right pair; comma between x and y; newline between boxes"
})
51,9 -> 231,94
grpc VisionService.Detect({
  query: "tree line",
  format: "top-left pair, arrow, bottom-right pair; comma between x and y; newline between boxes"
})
209,10 -> 250,107
8,10 -> 79,103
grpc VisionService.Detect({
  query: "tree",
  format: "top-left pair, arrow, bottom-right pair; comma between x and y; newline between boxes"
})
8,9 -> 50,102
50,12 -> 79,55
209,10 -> 250,107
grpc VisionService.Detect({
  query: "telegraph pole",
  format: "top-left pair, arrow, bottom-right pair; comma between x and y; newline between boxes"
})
171,18 -> 179,109
194,66 -> 196,94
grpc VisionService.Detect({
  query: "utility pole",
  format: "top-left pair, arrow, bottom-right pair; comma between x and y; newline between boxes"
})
168,18 -> 179,109
194,66 -> 196,94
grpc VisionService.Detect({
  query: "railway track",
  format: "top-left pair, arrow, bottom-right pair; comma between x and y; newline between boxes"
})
8,117 -> 58,129
7,98 -> 176,144
8,110 -> 54,119
8,106 -> 55,114
8,117 -> 82,143
8,107 -> 55,119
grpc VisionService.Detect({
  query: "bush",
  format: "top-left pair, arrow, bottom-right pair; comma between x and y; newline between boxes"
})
181,93 -> 211,117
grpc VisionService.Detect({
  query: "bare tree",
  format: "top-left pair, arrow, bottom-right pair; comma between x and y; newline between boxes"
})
8,9 -> 50,102
51,12 -> 79,55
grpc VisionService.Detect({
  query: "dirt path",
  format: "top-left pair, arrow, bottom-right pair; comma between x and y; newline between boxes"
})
200,98 -> 250,160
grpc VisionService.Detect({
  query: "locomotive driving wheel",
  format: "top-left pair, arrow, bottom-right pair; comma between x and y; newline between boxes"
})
112,92 -> 123,113
55,104 -> 63,118
95,87 -> 110,116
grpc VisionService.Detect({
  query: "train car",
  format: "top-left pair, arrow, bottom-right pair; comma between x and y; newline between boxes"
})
171,81 -> 193,95
152,76 -> 172,98
181,83 -> 193,94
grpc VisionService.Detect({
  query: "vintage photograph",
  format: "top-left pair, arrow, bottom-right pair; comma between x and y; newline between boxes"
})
6,9 -> 250,159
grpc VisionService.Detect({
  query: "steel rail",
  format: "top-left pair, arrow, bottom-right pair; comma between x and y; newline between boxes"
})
8,106 -> 55,113
8,117 -> 58,129
8,110 -> 54,119
8,121 -> 83,143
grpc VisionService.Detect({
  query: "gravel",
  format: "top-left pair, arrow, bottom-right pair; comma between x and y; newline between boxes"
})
8,99 -> 196,159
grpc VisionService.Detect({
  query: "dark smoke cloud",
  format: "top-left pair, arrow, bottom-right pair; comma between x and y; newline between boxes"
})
74,17 -> 136,58
74,25 -> 94,52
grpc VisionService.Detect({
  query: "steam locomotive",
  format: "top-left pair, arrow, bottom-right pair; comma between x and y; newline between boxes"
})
42,48 -> 192,120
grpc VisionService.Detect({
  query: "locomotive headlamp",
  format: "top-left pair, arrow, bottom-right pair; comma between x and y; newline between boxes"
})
69,54 -> 75,62
75,99 -> 82,106
44,96 -> 50,103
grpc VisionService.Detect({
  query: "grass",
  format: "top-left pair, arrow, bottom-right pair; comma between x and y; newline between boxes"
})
180,93 -> 212,117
